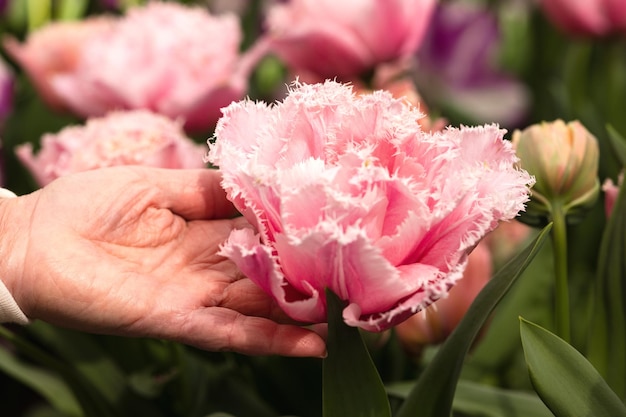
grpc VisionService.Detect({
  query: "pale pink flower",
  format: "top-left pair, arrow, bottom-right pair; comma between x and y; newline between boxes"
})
265,0 -> 437,79
207,81 -> 533,331
394,242 -> 492,355
8,2 -> 263,133
16,110 -> 206,187
3,17 -> 113,109
539,0 -> 626,37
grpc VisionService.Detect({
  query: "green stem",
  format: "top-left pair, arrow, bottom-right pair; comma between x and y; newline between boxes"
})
551,202 -> 570,343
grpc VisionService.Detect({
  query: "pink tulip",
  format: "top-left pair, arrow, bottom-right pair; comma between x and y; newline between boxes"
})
539,0 -> 626,37
394,243 -> 492,354
6,2 -> 262,133
207,80 -> 533,331
265,0 -> 437,79
16,110 -> 206,187
3,17 -> 113,109
602,174 -> 623,218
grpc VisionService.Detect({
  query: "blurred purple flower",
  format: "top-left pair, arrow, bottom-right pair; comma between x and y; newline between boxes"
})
415,2 -> 528,127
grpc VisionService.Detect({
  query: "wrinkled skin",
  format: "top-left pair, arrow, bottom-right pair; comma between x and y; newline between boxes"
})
0,166 -> 326,357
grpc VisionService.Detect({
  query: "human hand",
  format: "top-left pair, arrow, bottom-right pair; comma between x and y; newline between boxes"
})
0,166 -> 326,357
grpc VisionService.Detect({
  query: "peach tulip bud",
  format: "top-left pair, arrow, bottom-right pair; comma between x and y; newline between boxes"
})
512,119 -> 600,226
394,243 -> 492,356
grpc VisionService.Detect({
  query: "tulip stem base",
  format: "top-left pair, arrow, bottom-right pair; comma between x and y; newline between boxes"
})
322,290 -> 391,417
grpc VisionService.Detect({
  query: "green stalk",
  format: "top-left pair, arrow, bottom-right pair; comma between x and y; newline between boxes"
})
551,201 -> 570,343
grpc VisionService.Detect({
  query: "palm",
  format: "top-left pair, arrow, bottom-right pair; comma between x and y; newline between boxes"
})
12,167 -> 324,357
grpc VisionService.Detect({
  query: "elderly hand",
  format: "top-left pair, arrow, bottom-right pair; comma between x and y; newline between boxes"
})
0,166 -> 326,357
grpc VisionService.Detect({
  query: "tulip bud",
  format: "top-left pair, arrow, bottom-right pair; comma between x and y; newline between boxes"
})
602,173 -> 623,219
512,119 -> 600,226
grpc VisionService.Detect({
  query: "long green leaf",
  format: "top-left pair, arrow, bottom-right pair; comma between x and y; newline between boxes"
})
586,158 -> 626,398
0,325 -> 116,417
463,234 -> 554,381
607,125 -> 626,167
395,224 -> 552,417
323,290 -> 391,417
0,346 -> 82,416
520,318 -> 626,417
387,378 -> 552,417
27,323 -> 127,404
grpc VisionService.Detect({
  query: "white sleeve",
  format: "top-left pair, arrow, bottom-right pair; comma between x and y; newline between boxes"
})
0,187 -> 29,324
0,279 -> 29,324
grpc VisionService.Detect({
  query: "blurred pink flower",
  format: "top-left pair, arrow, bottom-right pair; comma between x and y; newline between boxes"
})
539,0 -> 626,37
0,55 -> 14,126
16,110 -> 206,187
6,2 -> 263,133
602,173 -> 623,218
394,242 -> 492,355
3,17 -> 113,109
207,80 -> 533,331
265,0 -> 436,79
483,219 -> 532,267
368,62 -> 447,132
0,55 -> 15,187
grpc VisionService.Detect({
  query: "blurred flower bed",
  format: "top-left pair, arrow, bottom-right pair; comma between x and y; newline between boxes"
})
1,0 -> 626,416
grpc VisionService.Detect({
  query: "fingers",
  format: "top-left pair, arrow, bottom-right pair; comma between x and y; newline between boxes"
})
176,308 -> 327,357
146,168 -> 239,220
219,278 -> 297,324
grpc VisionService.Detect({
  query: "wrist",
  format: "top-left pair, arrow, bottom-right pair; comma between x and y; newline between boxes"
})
0,188 -> 30,324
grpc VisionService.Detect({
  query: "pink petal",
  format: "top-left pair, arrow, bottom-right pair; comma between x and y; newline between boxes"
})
220,228 -> 326,323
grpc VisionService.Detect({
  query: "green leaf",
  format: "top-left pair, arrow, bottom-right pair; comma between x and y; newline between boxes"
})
55,0 -> 88,20
607,125 -> 626,167
520,318 -> 626,417
0,325 -> 116,417
395,224 -> 552,417
27,323 -> 127,404
0,346 -> 82,416
463,232 -> 554,382
387,378 -> 552,417
323,290 -> 391,417
26,0 -> 50,30
586,161 -> 626,398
